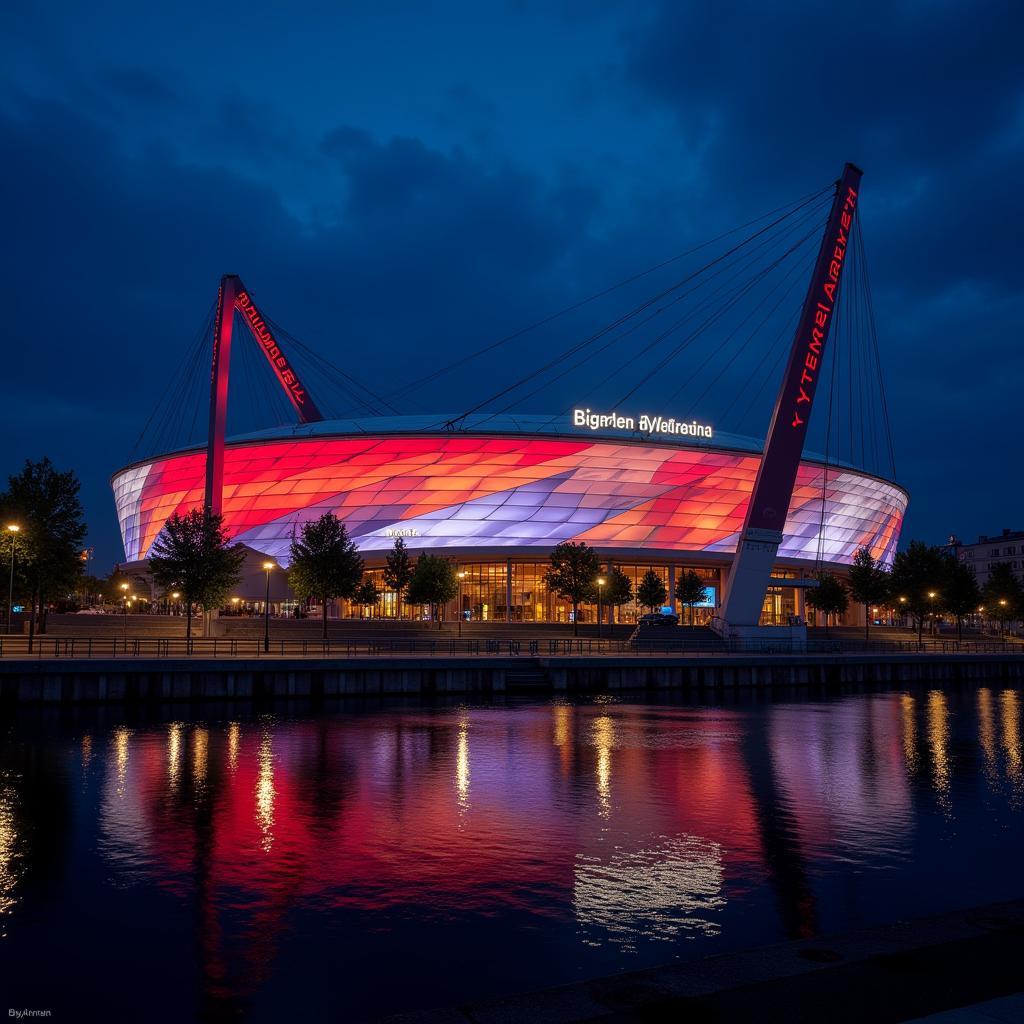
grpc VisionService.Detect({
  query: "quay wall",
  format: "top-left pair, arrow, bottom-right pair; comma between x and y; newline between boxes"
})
0,653 -> 1022,703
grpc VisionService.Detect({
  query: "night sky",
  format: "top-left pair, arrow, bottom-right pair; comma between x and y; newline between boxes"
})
2,1 -> 1021,569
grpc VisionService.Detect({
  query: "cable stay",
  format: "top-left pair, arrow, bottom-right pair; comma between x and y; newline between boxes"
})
438,185 -> 835,432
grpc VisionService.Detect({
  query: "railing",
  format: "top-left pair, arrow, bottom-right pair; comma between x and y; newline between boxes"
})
0,634 -> 1021,660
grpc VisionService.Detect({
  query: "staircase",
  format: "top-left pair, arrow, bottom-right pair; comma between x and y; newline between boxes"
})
504,667 -> 552,693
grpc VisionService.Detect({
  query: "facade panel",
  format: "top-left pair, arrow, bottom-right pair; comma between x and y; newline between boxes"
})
113,433 -> 907,569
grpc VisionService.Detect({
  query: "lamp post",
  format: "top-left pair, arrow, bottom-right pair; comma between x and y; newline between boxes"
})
999,598 -> 1008,638
120,582 -> 130,639
457,571 -> 466,638
596,576 -> 605,639
171,592 -> 180,618
262,561 -> 275,653
6,524 -> 19,635
928,591 -> 937,635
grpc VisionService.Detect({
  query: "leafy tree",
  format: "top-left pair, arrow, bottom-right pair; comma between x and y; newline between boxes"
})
603,567 -> 633,624
889,541 -> 946,648
287,513 -> 364,638
353,578 -> 379,618
0,458 -> 87,649
149,508 -> 246,639
675,569 -> 709,625
544,541 -> 601,635
637,569 -> 668,614
406,554 -> 458,628
805,572 -> 849,636
942,556 -> 981,645
383,536 -> 414,619
847,546 -> 891,641
982,562 -> 1024,635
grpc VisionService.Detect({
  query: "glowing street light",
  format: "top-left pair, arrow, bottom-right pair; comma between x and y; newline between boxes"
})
457,570 -> 467,639
262,561 -> 276,653
596,576 -> 606,639
6,523 -> 19,636
119,582 -> 131,639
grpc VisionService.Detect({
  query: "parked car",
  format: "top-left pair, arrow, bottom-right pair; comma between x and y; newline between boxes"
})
638,612 -> 679,627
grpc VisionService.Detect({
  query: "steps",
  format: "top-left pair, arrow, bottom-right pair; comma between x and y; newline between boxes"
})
504,669 -> 552,693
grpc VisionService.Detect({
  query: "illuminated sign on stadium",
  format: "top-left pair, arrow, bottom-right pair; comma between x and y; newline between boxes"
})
572,408 -> 713,439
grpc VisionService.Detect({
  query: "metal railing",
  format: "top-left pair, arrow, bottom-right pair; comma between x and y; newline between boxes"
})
0,634 -> 1021,661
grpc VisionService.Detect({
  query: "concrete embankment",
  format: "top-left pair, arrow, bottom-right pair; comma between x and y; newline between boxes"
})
0,651 -> 1022,703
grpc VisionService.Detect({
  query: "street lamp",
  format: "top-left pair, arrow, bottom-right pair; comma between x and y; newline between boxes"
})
999,598 -> 1008,638
6,524 -> 19,635
262,561 -> 276,652
457,571 -> 466,638
596,576 -> 606,639
120,582 -> 130,638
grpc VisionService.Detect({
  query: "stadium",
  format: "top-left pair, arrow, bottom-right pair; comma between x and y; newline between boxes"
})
112,413 -> 907,626
112,169 -> 907,631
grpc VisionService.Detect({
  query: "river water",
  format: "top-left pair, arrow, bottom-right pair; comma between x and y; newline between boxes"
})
1,685 -> 1023,1021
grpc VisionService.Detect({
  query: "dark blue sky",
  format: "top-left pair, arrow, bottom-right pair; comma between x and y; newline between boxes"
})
2,1 -> 1021,569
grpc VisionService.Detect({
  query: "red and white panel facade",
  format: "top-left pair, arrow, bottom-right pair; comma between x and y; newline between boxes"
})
113,427 -> 906,570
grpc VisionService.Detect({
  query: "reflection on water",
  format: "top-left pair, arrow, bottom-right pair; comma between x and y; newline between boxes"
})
926,691 -> 952,813
2,685 -> 1024,1022
575,834 -> 723,950
256,728 -> 276,853
592,714 -> 614,819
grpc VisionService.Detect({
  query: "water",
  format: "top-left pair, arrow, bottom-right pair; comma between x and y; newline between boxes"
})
1,685 -> 1023,1021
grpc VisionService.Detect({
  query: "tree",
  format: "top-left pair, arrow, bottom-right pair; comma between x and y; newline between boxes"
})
942,556 -> 981,646
353,578 -> 379,618
0,458 -> 87,650
675,569 -> 709,625
149,508 -> 246,639
287,513 -> 364,638
406,555 -> 458,628
603,567 -> 633,624
383,536 -> 414,619
544,541 -> 601,635
805,572 -> 849,636
889,541 -> 946,648
982,562 -> 1024,637
637,569 -> 668,614
847,546 -> 891,642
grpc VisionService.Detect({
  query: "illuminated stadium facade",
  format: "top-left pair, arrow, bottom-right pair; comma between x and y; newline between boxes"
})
114,170 -> 906,629
112,414 -> 907,625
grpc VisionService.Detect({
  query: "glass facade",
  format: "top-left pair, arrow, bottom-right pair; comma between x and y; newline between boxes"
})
335,560 -> 735,624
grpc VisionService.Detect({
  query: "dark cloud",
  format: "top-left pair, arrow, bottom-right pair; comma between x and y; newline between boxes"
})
0,1 -> 1020,564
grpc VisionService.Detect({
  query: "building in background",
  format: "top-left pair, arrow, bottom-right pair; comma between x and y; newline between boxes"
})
951,529 -> 1024,588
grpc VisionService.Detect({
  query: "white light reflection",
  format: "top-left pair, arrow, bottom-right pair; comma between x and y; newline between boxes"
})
926,690 -> 952,814
227,722 -> 240,775
256,729 -> 276,852
114,727 -> 131,800
900,693 -> 918,772
167,723 -> 182,794
192,727 -> 209,797
1000,690 -> 1022,802
978,688 -> 997,786
574,834 -> 724,951
455,714 -> 470,814
0,777 -> 20,932
593,715 -> 614,819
